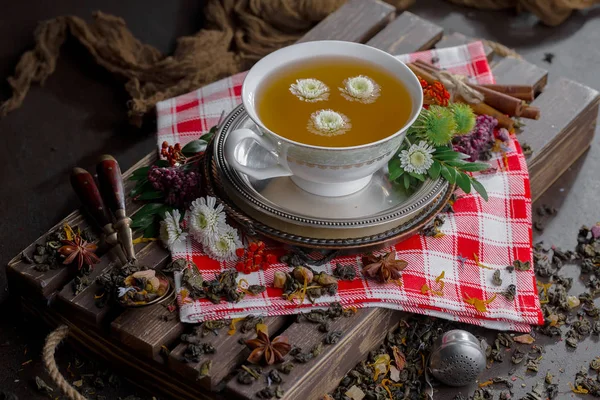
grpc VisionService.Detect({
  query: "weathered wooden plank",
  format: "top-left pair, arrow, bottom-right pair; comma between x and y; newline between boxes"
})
435,32 -> 494,62
518,78 -> 599,201
492,57 -> 548,94
297,0 -> 395,44
7,152 -> 157,298
167,316 -> 290,391
55,241 -> 170,326
225,308 -> 402,400
110,280 -> 182,362
367,11 -> 444,55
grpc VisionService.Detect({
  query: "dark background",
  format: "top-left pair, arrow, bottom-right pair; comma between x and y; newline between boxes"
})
1,1 -> 599,398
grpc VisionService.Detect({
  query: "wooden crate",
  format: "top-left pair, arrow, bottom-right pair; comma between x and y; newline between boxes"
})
7,1 -> 599,399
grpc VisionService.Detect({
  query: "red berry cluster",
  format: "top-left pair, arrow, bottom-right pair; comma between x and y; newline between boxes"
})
161,141 -> 186,166
235,241 -> 278,274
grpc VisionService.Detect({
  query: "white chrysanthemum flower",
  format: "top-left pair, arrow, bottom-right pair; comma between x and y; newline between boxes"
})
289,78 -> 329,102
399,141 -> 435,174
159,209 -> 188,250
339,75 -> 380,103
205,224 -> 242,262
188,196 -> 227,245
307,109 -> 351,137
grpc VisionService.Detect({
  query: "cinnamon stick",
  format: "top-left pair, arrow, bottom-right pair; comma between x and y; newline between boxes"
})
407,63 -> 436,85
414,59 -> 524,117
520,105 -> 541,120
456,96 -> 514,130
479,84 -> 535,101
467,84 -> 524,117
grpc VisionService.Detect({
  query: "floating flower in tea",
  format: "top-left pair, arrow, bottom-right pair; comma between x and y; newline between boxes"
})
398,140 -> 435,174
289,78 -> 329,102
159,209 -> 187,251
307,109 -> 351,137
339,75 -> 380,103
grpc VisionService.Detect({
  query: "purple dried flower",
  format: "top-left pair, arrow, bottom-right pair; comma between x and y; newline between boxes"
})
148,165 -> 201,209
591,224 -> 600,239
452,115 -> 498,162
496,128 -> 510,142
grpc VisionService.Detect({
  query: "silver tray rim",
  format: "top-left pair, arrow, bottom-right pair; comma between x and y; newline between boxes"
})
214,104 -> 449,229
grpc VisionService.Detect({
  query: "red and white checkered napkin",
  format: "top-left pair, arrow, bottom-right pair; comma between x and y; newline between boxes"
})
156,42 -> 544,332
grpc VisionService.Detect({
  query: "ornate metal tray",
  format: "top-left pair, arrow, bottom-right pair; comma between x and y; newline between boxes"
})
214,105 -> 449,230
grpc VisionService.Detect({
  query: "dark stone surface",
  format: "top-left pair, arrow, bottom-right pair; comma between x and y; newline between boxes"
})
0,0 -> 599,398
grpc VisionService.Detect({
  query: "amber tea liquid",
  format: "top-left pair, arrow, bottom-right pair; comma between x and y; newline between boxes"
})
256,56 -> 412,147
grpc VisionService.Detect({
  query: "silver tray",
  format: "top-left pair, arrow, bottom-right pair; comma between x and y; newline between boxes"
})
214,105 -> 449,230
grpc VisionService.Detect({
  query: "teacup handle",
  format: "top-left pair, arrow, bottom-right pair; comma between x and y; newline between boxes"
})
224,128 -> 293,180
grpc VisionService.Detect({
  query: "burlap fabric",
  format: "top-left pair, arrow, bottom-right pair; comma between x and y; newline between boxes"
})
1,0 -> 596,126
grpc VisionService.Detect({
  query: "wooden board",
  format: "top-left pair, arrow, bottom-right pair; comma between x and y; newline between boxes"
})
55,241 -> 169,327
367,11 -> 444,54
225,309 -> 402,400
492,56 -> 549,94
297,0 -> 394,44
168,316 -> 290,391
7,2 -> 600,400
518,78 -> 599,201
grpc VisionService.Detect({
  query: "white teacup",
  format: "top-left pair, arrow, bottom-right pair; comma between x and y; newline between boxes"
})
224,40 -> 423,197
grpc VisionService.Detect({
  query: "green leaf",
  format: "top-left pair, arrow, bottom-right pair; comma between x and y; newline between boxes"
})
433,146 -> 454,154
455,152 -> 472,160
428,161 -> 441,180
434,151 -> 462,162
403,174 -> 411,190
130,180 -> 153,198
444,159 -> 468,168
461,162 -> 491,172
156,160 -> 170,168
129,166 -> 150,181
199,133 -> 213,142
181,140 -> 206,157
471,178 -> 489,201
388,158 -> 404,181
409,172 -> 425,182
135,203 -> 167,219
131,213 -> 156,229
456,172 -> 472,193
138,190 -> 164,201
143,222 -> 160,238
440,165 -> 457,184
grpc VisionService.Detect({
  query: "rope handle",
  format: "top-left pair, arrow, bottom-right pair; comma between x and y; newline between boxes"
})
43,325 -> 87,400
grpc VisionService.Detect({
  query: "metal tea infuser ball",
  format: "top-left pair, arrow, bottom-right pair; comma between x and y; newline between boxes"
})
428,329 -> 487,387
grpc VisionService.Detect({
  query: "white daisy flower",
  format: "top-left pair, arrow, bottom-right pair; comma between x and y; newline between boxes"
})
307,109 -> 351,137
205,224 -> 242,262
339,75 -> 380,103
289,78 -> 329,102
188,196 -> 227,245
399,141 -> 435,175
159,209 -> 188,250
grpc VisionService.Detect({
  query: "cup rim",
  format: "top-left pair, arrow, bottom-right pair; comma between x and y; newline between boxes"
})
241,40 -> 423,151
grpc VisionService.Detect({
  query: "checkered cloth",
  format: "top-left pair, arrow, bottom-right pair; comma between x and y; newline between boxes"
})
156,42 -> 544,332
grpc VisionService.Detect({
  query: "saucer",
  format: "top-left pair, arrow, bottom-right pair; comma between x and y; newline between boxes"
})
214,105 -> 449,230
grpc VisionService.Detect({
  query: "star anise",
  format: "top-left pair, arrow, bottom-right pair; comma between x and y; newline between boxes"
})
245,325 -> 291,365
362,252 -> 408,283
58,234 -> 100,270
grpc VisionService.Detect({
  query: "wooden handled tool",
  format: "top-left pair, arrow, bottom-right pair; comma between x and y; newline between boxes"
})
70,168 -> 128,264
96,155 -> 136,263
